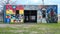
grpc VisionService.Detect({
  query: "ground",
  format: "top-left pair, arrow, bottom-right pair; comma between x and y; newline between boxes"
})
0,23 -> 60,34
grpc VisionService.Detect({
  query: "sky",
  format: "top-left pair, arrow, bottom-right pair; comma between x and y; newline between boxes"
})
11,0 -> 60,14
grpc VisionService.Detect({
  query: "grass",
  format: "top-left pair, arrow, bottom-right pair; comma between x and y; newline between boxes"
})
0,23 -> 60,34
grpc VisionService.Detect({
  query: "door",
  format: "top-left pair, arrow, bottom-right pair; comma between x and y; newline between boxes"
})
24,10 -> 37,23
24,10 -> 29,22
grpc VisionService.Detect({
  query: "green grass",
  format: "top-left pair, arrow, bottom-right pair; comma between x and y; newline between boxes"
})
0,23 -> 60,34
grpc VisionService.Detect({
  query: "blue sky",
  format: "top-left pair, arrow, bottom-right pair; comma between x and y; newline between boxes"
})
12,0 -> 60,14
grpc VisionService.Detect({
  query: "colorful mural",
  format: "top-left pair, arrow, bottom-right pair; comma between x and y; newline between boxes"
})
46,5 -> 58,23
37,5 -> 58,23
4,5 -> 58,23
5,5 -> 24,23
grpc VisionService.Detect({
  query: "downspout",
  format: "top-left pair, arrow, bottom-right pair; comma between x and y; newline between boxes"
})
4,0 -> 10,23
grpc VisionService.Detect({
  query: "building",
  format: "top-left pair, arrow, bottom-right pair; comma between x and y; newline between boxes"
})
3,5 -> 58,23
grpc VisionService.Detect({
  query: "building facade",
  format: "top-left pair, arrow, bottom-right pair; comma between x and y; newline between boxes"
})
3,5 -> 58,23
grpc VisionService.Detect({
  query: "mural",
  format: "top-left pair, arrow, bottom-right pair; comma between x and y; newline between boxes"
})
37,5 -> 58,23
5,5 -> 24,23
4,5 -> 58,23
46,5 -> 58,23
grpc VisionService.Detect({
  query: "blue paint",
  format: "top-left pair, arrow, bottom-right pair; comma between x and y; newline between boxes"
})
3,5 -> 6,23
6,18 -> 10,23
47,5 -> 57,14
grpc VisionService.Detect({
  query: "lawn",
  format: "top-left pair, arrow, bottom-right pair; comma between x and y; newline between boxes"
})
0,23 -> 60,34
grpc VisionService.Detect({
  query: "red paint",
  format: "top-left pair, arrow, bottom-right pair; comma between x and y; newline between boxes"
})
14,20 -> 16,22
6,4 -> 13,10
16,5 -> 24,10
7,16 -> 10,18
50,11 -> 54,16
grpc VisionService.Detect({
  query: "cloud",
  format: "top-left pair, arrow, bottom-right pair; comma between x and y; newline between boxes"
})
16,0 -> 42,5
30,0 -> 39,3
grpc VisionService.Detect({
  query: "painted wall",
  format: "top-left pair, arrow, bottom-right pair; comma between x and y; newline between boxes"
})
37,5 -> 58,23
46,5 -> 58,23
4,5 -> 58,23
5,5 -> 24,23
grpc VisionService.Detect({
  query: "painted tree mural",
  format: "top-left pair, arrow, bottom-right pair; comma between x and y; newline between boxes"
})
0,0 -> 17,22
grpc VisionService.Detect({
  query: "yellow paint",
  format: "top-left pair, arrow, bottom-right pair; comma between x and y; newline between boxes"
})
6,10 -> 10,14
6,10 -> 13,14
21,19 -> 23,22
11,19 -> 14,22
19,10 -> 24,14
6,16 -> 7,18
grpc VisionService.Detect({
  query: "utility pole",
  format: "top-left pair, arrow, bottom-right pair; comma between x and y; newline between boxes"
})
42,0 -> 44,5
